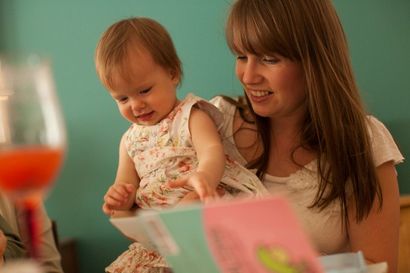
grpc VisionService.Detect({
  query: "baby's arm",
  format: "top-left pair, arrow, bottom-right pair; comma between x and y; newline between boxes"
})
170,107 -> 225,201
102,134 -> 140,216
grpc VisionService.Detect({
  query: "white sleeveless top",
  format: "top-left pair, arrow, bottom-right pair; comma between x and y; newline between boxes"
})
211,96 -> 404,254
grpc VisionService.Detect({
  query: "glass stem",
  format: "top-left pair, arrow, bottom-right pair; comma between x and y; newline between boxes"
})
23,205 -> 40,259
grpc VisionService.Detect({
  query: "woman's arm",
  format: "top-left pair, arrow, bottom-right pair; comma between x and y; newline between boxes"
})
348,161 -> 400,273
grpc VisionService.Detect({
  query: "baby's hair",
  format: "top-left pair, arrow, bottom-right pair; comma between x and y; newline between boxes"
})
95,17 -> 183,89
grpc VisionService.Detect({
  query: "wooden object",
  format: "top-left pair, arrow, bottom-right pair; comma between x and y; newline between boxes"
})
59,238 -> 80,273
52,220 -> 80,273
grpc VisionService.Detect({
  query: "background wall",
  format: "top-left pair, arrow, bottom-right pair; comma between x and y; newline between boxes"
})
0,1 -> 408,272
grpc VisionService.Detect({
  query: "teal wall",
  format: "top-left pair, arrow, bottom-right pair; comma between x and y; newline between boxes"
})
333,0 -> 410,196
0,1 -> 408,272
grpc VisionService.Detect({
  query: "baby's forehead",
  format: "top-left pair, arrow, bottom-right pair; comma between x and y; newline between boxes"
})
121,40 -> 149,60
113,45 -> 153,70
103,62 -> 135,91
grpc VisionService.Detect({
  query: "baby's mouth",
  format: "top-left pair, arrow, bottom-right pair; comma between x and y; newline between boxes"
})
135,111 -> 154,120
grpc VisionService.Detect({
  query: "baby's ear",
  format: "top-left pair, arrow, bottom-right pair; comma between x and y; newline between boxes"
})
170,69 -> 180,84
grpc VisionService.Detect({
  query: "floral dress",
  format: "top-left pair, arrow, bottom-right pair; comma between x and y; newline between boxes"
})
106,94 -> 267,273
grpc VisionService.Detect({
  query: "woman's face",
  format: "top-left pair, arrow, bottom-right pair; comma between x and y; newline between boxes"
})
235,53 -> 307,123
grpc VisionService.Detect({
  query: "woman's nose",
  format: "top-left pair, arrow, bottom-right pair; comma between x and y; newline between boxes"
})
237,60 -> 262,85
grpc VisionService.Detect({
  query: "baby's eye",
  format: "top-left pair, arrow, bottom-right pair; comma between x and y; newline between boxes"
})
236,55 -> 247,61
117,97 -> 128,103
139,88 -> 151,95
261,56 -> 279,64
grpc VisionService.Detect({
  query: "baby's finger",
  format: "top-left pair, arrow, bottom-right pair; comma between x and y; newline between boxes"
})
108,187 -> 129,201
216,187 -> 225,197
203,189 -> 218,203
167,178 -> 188,188
124,183 -> 136,193
102,203 -> 113,216
104,194 -> 123,207
112,185 -> 130,198
192,183 -> 209,201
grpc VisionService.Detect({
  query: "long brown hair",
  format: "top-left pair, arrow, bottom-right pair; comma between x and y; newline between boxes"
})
226,0 -> 381,223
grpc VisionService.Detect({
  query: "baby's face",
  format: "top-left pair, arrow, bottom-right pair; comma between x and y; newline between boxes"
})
108,47 -> 179,126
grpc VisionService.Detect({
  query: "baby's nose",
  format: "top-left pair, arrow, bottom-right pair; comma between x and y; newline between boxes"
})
131,98 -> 145,112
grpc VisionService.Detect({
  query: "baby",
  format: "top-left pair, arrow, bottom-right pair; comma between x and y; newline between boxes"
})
95,17 -> 267,273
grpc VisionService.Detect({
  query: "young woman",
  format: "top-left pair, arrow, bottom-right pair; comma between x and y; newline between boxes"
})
209,0 -> 404,272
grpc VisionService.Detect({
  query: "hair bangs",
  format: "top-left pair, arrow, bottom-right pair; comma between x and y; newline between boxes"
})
103,42 -> 134,90
226,0 -> 296,60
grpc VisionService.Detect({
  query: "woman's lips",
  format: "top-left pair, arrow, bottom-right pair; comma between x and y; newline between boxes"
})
247,90 -> 273,103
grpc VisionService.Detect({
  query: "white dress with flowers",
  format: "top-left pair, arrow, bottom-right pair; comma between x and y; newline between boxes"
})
105,94 -> 267,273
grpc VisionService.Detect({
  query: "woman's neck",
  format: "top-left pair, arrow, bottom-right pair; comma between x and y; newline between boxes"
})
269,114 -> 303,145
266,116 -> 316,177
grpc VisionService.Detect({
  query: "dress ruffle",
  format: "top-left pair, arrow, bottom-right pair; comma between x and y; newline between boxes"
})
105,242 -> 170,273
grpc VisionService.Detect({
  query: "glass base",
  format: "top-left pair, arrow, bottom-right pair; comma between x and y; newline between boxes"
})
0,259 -> 43,273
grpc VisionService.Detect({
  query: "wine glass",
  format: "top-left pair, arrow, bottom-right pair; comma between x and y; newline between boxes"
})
0,56 -> 66,259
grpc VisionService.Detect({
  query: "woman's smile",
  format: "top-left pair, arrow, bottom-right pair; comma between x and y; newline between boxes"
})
247,89 -> 273,102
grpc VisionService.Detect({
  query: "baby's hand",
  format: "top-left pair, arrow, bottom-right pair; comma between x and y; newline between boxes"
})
178,191 -> 201,205
102,183 -> 136,216
168,171 -> 217,202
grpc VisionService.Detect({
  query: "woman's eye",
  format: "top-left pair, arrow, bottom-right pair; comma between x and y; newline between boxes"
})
262,56 -> 279,64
